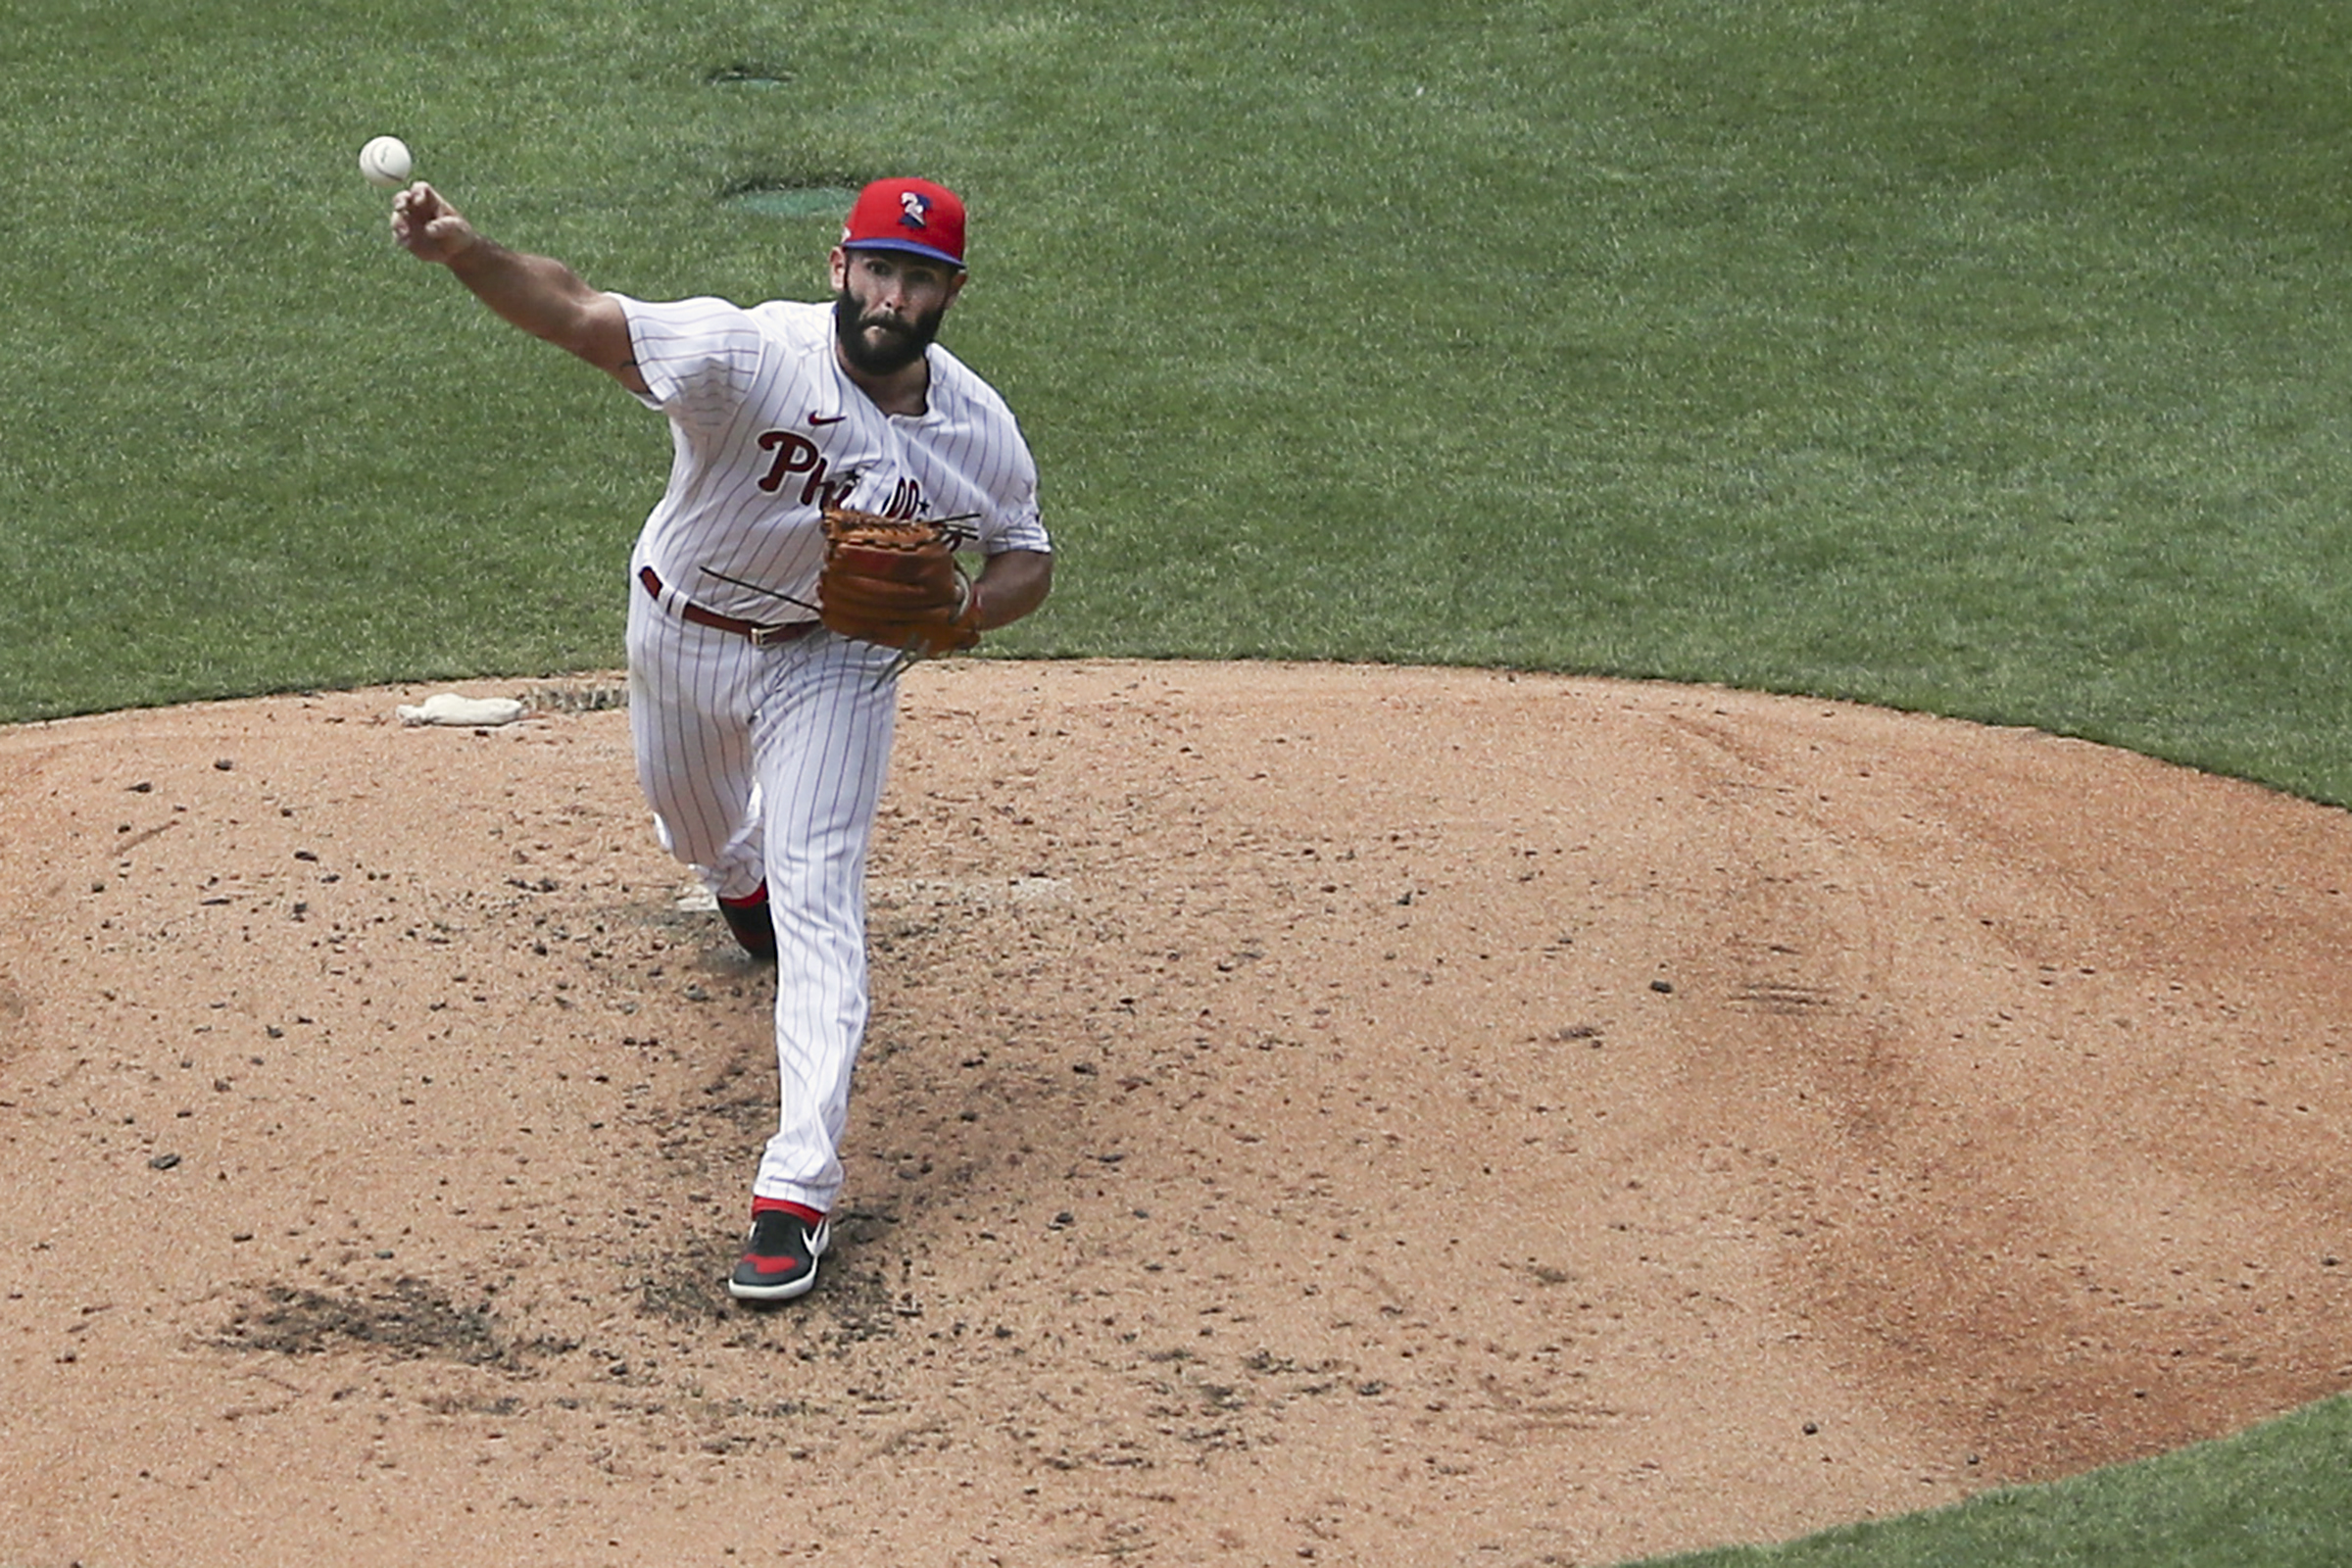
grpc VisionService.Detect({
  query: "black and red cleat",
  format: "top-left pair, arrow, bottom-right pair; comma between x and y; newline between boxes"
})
717,883 -> 777,961
728,1201 -> 830,1302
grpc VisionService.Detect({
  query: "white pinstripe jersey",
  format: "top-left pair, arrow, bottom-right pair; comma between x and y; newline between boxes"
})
614,295 -> 1049,623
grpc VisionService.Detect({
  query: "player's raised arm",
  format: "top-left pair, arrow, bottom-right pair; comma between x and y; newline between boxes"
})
390,182 -> 647,394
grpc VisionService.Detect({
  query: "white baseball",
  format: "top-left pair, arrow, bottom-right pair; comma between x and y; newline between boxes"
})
359,135 -> 414,189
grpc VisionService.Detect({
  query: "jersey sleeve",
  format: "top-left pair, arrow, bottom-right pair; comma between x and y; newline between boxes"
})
980,445 -> 1051,555
927,356 -> 1051,556
611,295 -> 763,432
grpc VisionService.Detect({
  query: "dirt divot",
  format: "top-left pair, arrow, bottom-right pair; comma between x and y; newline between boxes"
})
218,1277 -> 532,1366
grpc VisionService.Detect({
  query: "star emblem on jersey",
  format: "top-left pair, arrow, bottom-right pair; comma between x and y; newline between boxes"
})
899,191 -> 932,230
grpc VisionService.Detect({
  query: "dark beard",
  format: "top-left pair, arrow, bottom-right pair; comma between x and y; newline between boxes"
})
832,289 -> 943,376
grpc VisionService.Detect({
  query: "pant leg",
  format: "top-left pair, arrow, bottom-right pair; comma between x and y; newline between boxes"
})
624,580 -> 768,901
748,632 -> 902,1213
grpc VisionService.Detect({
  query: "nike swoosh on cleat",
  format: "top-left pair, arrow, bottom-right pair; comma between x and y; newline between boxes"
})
729,1218 -> 831,1300
742,1223 -> 829,1271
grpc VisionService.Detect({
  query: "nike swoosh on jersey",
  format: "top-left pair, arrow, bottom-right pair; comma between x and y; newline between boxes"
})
808,412 -> 847,426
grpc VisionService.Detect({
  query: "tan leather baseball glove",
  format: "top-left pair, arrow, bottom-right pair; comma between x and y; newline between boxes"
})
815,505 -> 982,662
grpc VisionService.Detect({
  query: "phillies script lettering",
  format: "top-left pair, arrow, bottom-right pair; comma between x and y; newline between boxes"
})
756,432 -> 924,517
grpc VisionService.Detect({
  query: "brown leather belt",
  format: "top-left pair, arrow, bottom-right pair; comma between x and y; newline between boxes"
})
638,565 -> 817,647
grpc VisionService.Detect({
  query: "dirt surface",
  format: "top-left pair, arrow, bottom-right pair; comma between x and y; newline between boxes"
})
3,660 -> 2350,1566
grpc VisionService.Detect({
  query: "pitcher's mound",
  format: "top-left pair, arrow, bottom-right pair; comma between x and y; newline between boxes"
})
3,661 -> 2348,1565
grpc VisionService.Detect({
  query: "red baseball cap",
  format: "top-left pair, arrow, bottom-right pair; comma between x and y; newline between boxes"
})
840,177 -> 967,270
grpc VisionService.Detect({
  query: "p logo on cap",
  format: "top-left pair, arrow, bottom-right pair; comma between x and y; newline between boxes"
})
841,178 -> 967,270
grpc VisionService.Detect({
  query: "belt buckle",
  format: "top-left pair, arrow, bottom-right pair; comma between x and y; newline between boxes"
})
749,621 -> 800,648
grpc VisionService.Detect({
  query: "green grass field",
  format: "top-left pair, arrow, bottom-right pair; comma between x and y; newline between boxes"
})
1629,1394 -> 2352,1568
8,0 -> 2350,1560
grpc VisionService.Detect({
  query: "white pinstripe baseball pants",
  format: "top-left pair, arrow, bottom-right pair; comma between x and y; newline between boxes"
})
626,582 -> 901,1214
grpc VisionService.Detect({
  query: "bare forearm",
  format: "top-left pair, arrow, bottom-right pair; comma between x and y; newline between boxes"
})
972,550 -> 1053,631
392,182 -> 640,386
444,239 -> 607,349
